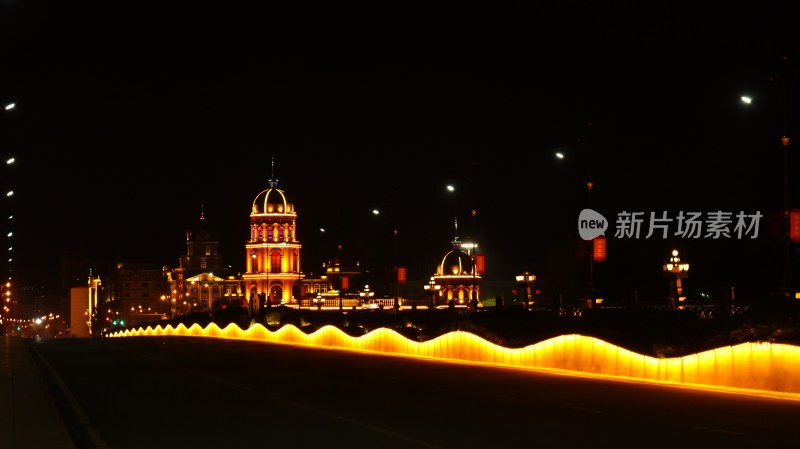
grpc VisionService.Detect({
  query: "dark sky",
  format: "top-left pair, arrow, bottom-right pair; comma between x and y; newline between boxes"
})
1,2 -> 798,301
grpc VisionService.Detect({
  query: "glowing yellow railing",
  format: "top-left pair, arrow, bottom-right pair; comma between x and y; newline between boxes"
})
109,323 -> 800,397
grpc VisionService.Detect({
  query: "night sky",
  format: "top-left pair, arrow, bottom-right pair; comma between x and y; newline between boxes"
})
1,2 -> 798,302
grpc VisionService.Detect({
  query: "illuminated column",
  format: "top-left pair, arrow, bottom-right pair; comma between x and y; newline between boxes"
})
515,271 -> 536,310
663,250 -> 690,307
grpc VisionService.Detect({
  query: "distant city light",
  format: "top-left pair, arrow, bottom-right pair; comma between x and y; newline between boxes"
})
5,158 -> 14,165
740,96 -> 752,104
555,152 -> 565,159
319,228 -> 325,233
5,191 -> 12,197
446,185 -> 455,192
372,209 -> 380,215
4,103 -> 14,111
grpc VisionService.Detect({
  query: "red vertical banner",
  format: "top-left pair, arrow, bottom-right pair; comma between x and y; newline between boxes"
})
593,236 -> 606,262
474,254 -> 486,274
397,266 -> 407,283
341,276 -> 349,291
791,209 -> 800,242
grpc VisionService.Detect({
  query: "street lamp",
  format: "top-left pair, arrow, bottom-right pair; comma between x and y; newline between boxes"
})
741,56 -> 793,292
1,152 -> 15,334
515,271 -> 536,310
358,284 -> 374,308
423,276 -> 441,310
160,294 -> 173,319
663,249 -> 689,307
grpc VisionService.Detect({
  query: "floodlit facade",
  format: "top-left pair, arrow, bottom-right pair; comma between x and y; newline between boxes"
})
242,169 -> 305,311
430,219 -> 482,307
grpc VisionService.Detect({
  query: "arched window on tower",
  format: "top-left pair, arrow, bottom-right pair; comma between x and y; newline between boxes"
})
205,245 -> 211,256
278,226 -> 285,241
271,251 -> 281,274
257,226 -> 263,241
267,225 -> 274,242
293,252 -> 298,273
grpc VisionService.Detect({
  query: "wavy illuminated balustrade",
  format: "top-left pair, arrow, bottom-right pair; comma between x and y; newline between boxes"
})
109,323 -> 800,398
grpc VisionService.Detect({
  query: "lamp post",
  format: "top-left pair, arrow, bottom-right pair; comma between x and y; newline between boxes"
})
663,249 -> 689,307
358,284 -> 374,309
741,56 -> 793,292
160,294 -> 175,319
1,154 -> 14,335
2,101 -> 16,334
781,134 -> 791,290
515,270 -> 536,310
423,276 -> 441,310
779,55 -> 792,290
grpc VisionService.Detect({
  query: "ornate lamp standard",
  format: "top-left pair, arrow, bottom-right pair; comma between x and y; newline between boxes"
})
515,270 -> 536,310
358,284 -> 374,308
423,276 -> 441,310
663,249 -> 689,307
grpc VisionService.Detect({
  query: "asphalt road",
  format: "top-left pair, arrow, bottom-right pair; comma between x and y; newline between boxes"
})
28,336 -> 800,449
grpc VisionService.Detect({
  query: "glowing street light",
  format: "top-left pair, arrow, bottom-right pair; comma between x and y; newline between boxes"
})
740,95 -> 752,104
555,152 -> 565,159
423,276 -> 441,309
663,249 -> 689,307
4,103 -> 13,111
358,284 -> 375,308
515,270 -> 536,310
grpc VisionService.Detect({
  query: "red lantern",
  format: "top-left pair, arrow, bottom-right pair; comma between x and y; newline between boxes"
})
397,266 -> 407,283
593,236 -> 606,262
791,209 -> 800,242
474,254 -> 486,274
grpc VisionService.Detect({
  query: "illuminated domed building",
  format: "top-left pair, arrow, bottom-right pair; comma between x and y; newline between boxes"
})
429,219 -> 482,308
242,165 -> 305,312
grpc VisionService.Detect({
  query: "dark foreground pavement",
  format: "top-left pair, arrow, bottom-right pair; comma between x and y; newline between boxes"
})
0,336 -> 75,449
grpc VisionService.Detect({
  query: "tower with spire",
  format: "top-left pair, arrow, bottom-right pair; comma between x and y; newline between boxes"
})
242,158 -> 304,312
167,205 -> 244,316
428,217 -> 481,308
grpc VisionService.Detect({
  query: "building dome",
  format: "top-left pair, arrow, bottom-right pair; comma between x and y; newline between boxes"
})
251,178 -> 294,215
437,245 -> 474,276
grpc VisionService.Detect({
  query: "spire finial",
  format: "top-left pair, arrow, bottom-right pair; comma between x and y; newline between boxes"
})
200,204 -> 205,220
452,217 -> 460,249
268,156 -> 278,188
